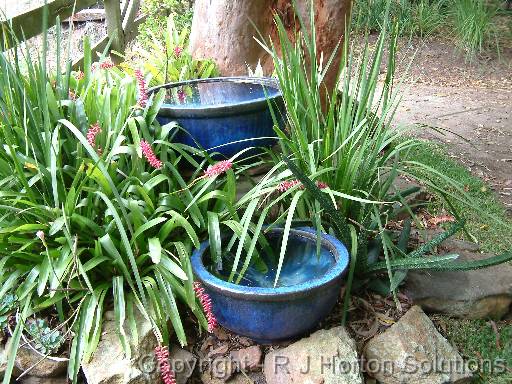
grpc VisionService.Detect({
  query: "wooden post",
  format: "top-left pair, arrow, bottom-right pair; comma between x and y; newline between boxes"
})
103,0 -> 125,62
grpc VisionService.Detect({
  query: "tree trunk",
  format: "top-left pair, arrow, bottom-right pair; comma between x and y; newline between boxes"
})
188,0 -> 352,96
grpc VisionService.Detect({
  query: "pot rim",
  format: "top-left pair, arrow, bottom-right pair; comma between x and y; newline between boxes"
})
191,227 -> 349,301
147,76 -> 283,118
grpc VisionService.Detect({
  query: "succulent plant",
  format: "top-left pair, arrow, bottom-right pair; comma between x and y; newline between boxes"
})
0,294 -> 17,330
26,319 -> 64,356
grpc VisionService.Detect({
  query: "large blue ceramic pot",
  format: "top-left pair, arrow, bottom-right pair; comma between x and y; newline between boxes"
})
149,77 -> 285,159
191,227 -> 349,344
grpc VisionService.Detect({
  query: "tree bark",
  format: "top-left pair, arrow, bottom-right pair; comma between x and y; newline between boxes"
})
189,0 -> 352,96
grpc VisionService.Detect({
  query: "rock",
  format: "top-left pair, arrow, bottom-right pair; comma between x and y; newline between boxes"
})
237,337 -> 253,347
440,238 -> 480,253
213,327 -> 230,341
170,345 -> 198,384
82,308 -> 159,384
404,242 -> 512,319
19,376 -> 68,384
14,346 -> 67,378
264,326 -> 362,384
0,343 -> 6,379
200,371 -> 255,384
231,345 -> 262,372
207,356 -> 235,381
208,344 -> 230,358
364,306 -> 472,384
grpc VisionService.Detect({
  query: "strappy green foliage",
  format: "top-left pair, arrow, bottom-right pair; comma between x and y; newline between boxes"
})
0,17 -> 230,384
125,15 -> 218,86
254,1 -> 512,307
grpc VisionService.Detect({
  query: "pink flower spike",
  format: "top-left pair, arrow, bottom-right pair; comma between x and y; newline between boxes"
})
277,179 -> 302,192
204,160 -> 232,178
140,140 -> 163,169
75,71 -> 84,80
135,69 -> 148,108
316,181 -> 329,189
154,346 -> 176,384
100,59 -> 115,70
86,123 -> 102,150
193,282 -> 217,332
173,46 -> 183,58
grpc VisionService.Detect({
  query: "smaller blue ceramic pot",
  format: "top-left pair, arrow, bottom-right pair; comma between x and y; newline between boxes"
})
149,77 -> 285,159
191,227 -> 349,344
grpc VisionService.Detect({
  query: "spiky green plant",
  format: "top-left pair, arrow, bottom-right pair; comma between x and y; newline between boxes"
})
0,12 -> 236,383
125,15 -> 218,86
231,1 -> 512,312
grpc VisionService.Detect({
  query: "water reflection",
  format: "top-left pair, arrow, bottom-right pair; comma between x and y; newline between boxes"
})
163,80 -> 281,107
208,234 -> 335,288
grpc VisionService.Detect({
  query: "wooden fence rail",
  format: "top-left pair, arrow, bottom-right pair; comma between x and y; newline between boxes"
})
0,0 -> 98,43
0,0 -> 144,67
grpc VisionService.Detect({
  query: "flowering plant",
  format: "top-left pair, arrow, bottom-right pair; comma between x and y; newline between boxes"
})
0,31 -> 231,383
124,15 -> 218,87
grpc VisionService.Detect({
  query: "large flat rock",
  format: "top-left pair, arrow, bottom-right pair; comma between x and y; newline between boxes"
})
404,240 -> 512,319
364,306 -> 472,384
264,326 -> 362,384
82,309 -> 159,384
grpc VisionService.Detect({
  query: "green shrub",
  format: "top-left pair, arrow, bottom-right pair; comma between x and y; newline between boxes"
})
240,3 -> 512,317
125,16 -> 218,86
352,0 -> 502,56
352,0 -> 446,37
0,23 -> 229,382
451,0 -> 500,58
138,0 -> 193,49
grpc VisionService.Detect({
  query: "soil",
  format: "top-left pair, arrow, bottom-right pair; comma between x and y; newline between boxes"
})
390,37 -> 512,209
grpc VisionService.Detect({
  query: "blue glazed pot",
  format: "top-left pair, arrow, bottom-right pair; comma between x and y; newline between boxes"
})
149,77 -> 285,159
191,227 -> 349,344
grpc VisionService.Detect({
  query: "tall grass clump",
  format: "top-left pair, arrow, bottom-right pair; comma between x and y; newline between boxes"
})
352,0 -> 446,37
352,0 -> 503,57
237,1 -> 512,314
451,0 -> 500,58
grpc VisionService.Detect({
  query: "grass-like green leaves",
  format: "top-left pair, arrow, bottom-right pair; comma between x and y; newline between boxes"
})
251,1 -> 512,304
352,0 -> 502,58
125,15 -> 218,86
0,19 -> 228,384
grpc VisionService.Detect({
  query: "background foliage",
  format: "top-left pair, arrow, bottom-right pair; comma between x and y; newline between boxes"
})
138,0 -> 194,49
352,0 -> 510,58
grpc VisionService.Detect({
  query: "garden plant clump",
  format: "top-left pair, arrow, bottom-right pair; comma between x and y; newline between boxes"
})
127,14 -> 218,86
0,21 -> 237,383
137,0 -> 194,49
